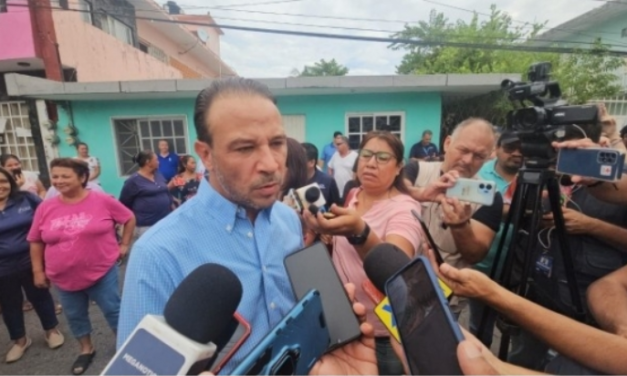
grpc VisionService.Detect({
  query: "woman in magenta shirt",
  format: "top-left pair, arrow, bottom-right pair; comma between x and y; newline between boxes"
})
28,158 -> 136,375
304,131 -> 422,375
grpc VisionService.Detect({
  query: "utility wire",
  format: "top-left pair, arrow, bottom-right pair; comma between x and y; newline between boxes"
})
211,0 -> 308,9
422,0 -> 627,46
10,2 -> 627,56
130,0 -> 627,47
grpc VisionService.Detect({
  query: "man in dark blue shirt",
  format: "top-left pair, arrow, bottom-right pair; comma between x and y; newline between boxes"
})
157,139 -> 179,182
302,142 -> 342,209
410,130 -> 439,161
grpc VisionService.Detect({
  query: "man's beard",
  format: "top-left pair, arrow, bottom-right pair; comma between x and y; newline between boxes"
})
212,155 -> 282,211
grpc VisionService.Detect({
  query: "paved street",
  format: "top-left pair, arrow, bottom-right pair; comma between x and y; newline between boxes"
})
1,265 -> 128,375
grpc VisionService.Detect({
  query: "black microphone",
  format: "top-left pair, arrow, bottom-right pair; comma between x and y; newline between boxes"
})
364,243 -> 412,293
102,264 -> 243,375
304,187 -> 321,203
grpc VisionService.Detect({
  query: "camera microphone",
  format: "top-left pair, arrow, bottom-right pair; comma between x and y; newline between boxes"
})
102,264 -> 243,376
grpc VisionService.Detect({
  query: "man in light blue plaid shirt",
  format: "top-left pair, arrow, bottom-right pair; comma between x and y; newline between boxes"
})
117,77 -> 303,374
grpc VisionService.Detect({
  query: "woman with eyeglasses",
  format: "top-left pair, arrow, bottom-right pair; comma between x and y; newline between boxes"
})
303,131 -> 423,375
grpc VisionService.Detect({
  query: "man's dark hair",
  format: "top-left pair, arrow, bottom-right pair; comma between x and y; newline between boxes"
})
193,77 -> 276,145
422,130 -> 433,137
333,131 -> 343,138
621,125 -> 627,138
301,142 -> 318,162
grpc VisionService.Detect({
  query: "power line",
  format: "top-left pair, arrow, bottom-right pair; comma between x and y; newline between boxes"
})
9,2 -> 627,55
422,0 -> 627,46
211,0 -> 307,9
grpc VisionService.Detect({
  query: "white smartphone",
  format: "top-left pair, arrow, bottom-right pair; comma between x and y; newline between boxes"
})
446,178 -> 496,206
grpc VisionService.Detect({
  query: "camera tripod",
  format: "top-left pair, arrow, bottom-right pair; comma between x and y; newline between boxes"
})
475,163 -> 585,360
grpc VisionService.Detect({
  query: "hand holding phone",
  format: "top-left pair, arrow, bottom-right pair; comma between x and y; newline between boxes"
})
386,257 -> 464,375
446,178 -> 496,206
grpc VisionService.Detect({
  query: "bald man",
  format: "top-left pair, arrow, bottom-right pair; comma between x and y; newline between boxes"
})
404,118 -> 503,315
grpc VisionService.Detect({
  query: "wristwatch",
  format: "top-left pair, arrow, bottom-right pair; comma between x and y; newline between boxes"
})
347,222 -> 371,245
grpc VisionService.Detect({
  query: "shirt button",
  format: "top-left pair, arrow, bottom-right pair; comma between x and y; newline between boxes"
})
262,266 -> 268,272
226,225 -> 232,232
247,232 -> 253,238
270,302 -> 276,310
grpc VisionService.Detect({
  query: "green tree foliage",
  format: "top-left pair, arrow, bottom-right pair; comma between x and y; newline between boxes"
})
391,5 -> 625,104
298,59 -> 349,77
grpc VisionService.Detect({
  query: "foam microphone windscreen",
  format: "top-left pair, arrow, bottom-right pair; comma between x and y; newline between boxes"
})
305,187 -> 321,203
164,264 -> 243,345
363,243 -> 411,293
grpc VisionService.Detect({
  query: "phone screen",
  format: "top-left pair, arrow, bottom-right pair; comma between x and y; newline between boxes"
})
284,242 -> 361,350
386,257 -> 463,375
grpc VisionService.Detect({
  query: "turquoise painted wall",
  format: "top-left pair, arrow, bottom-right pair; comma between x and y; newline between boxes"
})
57,99 -> 196,195
56,92 -> 441,195
277,92 -> 442,158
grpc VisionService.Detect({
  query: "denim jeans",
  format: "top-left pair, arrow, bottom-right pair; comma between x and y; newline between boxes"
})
0,268 -> 58,340
375,337 -> 405,375
56,265 -> 120,338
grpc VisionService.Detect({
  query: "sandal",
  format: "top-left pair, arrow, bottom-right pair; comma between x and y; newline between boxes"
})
55,303 -> 63,315
22,301 -> 33,312
71,351 -> 95,375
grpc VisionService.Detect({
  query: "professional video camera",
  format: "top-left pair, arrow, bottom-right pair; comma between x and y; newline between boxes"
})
501,62 -> 600,163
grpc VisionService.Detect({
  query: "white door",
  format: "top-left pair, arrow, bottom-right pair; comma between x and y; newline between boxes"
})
282,115 -> 306,142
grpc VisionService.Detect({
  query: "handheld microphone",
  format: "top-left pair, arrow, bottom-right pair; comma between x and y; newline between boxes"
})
102,264 -> 243,376
364,243 -> 412,342
287,183 -> 336,218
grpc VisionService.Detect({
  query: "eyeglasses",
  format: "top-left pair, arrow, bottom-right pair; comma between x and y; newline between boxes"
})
359,149 -> 394,164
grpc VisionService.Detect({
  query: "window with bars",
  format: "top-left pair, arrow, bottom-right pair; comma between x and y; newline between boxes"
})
345,112 -> 404,150
0,101 -> 39,172
113,117 -> 188,176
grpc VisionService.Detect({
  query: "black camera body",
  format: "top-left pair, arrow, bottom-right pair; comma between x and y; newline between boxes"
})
501,62 -> 600,162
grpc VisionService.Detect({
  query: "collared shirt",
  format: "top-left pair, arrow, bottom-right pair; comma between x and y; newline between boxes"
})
477,159 -> 511,194
117,179 -> 303,374
475,159 -> 513,275
157,152 -> 179,182
409,142 -> 439,160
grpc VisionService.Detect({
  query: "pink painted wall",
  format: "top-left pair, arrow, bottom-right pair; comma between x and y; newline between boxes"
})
52,8 -> 182,82
137,20 -> 221,78
0,1 -> 38,60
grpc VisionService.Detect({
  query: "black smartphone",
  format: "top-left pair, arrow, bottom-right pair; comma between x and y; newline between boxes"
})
386,256 -> 464,375
284,242 -> 361,351
411,209 -> 445,265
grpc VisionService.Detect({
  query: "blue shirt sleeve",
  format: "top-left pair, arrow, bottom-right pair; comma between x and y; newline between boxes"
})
119,178 -> 137,210
117,241 -> 179,349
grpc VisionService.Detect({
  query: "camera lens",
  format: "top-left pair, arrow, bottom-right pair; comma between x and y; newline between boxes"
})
305,187 -> 321,203
486,184 -> 492,190
479,184 -> 485,189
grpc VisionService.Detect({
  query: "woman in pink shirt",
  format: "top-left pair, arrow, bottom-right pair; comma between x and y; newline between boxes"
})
28,158 -> 136,375
304,131 -> 422,375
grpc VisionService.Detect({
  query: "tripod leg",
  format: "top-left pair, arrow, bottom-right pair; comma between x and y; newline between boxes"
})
546,179 -> 584,315
477,179 -> 522,345
497,180 -> 546,361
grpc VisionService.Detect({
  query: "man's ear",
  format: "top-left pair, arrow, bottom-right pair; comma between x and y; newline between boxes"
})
195,140 -> 213,172
443,135 -> 452,153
